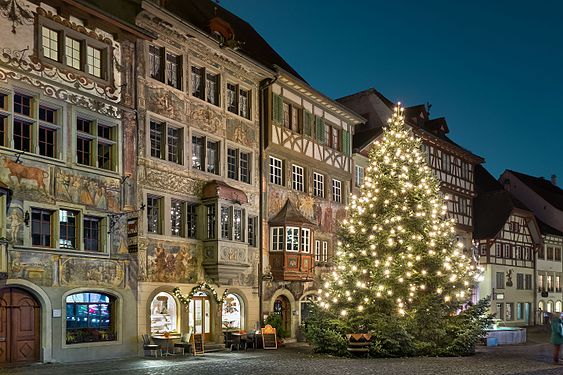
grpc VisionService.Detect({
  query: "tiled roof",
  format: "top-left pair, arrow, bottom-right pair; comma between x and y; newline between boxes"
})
269,200 -> 315,226
473,165 -> 531,240
506,170 -> 563,211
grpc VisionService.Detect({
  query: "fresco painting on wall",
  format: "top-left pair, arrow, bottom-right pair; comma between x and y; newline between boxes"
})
0,157 -> 50,196
147,241 -> 203,283
55,168 -> 120,211
60,258 -> 125,287
10,251 -> 54,286
7,205 -> 24,245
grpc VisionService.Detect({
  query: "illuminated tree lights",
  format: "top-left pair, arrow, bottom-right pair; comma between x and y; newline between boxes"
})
317,104 -> 482,318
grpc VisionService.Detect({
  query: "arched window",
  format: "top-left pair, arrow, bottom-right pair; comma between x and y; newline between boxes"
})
150,292 -> 178,334
539,300 -> 544,311
547,300 -> 554,313
222,293 -> 243,331
556,301 -> 562,313
66,292 -> 116,344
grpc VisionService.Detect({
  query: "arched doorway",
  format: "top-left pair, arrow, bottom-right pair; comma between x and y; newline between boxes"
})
0,287 -> 41,364
189,292 -> 212,342
222,293 -> 243,331
274,296 -> 291,337
150,292 -> 179,334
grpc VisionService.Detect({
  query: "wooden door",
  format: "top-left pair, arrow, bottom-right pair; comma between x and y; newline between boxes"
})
191,295 -> 212,342
274,296 -> 290,336
0,288 -> 40,365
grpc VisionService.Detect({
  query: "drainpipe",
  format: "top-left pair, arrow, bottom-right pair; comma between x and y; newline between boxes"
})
258,74 -> 278,327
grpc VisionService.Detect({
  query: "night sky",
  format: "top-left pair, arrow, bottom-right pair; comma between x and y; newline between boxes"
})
220,0 -> 563,182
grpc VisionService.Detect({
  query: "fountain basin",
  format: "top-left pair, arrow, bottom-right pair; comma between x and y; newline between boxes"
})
485,327 -> 526,345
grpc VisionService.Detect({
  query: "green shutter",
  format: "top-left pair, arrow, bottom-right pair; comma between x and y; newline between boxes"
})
303,111 -> 313,136
342,130 -> 350,156
272,93 -> 283,123
315,117 -> 325,143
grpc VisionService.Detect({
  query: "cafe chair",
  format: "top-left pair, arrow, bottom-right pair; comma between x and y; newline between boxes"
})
142,334 -> 162,358
245,332 -> 255,349
174,333 -> 192,355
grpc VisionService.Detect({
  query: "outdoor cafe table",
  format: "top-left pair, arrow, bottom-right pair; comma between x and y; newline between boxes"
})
152,334 -> 180,356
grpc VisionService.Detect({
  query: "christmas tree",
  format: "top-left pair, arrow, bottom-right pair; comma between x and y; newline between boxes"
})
306,104 -> 489,357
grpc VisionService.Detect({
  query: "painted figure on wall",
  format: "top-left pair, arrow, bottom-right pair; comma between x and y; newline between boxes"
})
55,168 -> 119,211
7,208 -> 24,245
148,242 -> 201,283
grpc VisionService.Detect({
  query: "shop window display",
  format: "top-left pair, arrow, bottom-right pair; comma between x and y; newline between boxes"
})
150,292 -> 178,334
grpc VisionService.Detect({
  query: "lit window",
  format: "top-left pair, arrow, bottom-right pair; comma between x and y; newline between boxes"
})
146,195 -> 163,234
66,292 -> 116,344
269,156 -> 283,185
170,199 -> 185,237
313,172 -> 324,198
42,26 -> 59,61
65,36 -> 81,70
286,227 -> 299,252
59,209 -> 78,249
292,165 -> 304,192
87,46 -> 102,77
332,179 -> 342,203
301,228 -> 310,253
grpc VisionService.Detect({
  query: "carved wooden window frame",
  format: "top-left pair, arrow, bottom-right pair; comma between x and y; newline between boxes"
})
36,16 -> 112,84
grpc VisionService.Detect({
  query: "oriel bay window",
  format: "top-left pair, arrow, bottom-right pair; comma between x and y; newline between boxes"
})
149,120 -> 183,164
76,117 -> 117,171
220,205 -> 245,242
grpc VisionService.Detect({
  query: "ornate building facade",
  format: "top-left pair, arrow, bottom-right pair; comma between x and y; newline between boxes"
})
0,0 -> 148,364
132,0 -> 272,349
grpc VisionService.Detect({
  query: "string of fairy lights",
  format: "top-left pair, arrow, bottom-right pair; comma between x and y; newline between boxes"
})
317,104 -> 482,317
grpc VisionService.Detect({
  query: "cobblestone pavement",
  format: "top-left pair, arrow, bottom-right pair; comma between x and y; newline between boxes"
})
3,327 -> 563,375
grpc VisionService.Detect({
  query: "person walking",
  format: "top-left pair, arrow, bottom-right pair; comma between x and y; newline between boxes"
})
550,312 -> 563,364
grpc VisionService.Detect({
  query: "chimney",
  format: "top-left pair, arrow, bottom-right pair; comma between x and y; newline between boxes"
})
551,174 -> 557,186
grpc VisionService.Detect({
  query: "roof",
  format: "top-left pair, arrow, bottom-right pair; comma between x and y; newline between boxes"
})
537,219 -> 563,237
202,180 -> 248,204
505,170 -> 563,211
353,127 -> 383,152
473,165 -> 532,240
155,0 -> 305,81
269,200 -> 315,226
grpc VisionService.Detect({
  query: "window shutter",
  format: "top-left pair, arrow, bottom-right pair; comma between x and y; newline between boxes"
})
272,93 -> 283,123
342,130 -> 350,156
303,111 -> 312,136
315,117 -> 325,143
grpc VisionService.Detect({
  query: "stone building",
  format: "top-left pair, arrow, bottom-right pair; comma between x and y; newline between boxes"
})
338,89 -> 484,250
473,165 -> 542,326
0,0 -> 149,364
131,0 -> 273,350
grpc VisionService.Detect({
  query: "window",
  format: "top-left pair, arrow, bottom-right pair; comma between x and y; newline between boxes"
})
313,172 -> 324,198
525,274 -> 532,290
191,66 -> 219,106
283,102 -> 300,132
538,246 -> 545,259
547,275 -> 553,292
315,240 -> 321,261
150,292 -> 178,334
227,83 -> 251,119
149,120 -> 182,164
516,273 -> 524,290
442,152 -> 451,172
322,241 -> 328,262
330,126 -> 340,151
480,244 -> 487,256
186,203 -> 197,239
59,209 -> 78,249
170,199 -> 185,237
292,165 -> 304,192
39,21 -> 109,80
227,148 -> 251,183
495,243 -> 502,257
496,303 -> 504,320
557,276 -> 561,292
269,156 -> 283,185
517,303 -> 523,320
39,105 -> 58,157
503,243 -> 510,258
355,166 -> 364,187
31,208 -> 53,247
506,303 -> 513,321
496,271 -> 504,289
76,117 -> 116,170
538,274 -> 544,290
13,119 -> 32,152
41,26 -> 59,61
83,216 -> 101,252
221,206 -> 231,240
557,301 -> 562,313
271,227 -> 284,251
515,245 -> 522,260
222,294 -> 243,331
332,179 -> 342,203
314,240 -> 329,262
286,227 -> 299,251
206,204 -> 216,239
66,292 -> 116,344
556,247 -> 562,262
65,36 -> 81,70
148,45 -> 182,89
233,208 -> 243,242
191,135 -> 219,175
248,216 -> 257,247
301,228 -> 310,253
146,195 -> 163,234
547,247 -> 554,261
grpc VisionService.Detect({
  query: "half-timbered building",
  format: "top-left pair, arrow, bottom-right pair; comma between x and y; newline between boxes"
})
262,72 -> 364,339
473,165 -> 542,326
500,170 -> 563,317
131,0 -> 273,351
339,89 -> 484,249
0,0 -> 149,364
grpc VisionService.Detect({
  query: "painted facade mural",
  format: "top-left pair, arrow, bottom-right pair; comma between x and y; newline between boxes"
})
146,240 -> 203,283
60,257 -> 125,288
10,251 -> 55,286
54,168 -> 120,211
